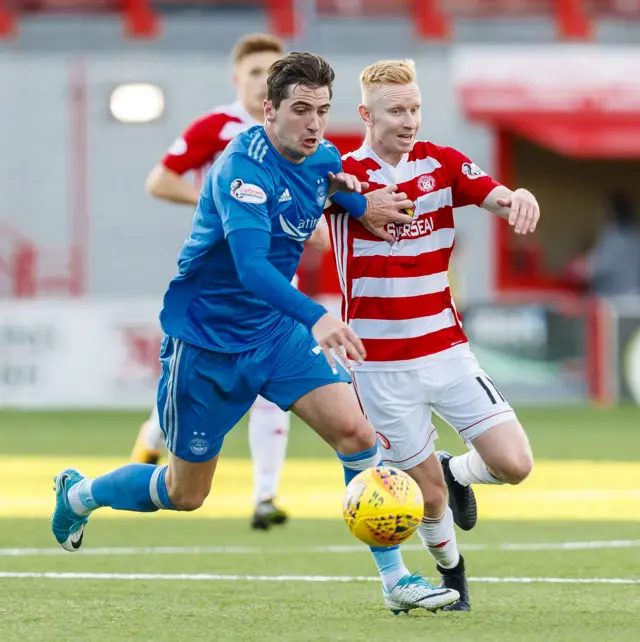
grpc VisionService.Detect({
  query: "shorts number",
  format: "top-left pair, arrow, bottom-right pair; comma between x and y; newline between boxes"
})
476,376 -> 506,404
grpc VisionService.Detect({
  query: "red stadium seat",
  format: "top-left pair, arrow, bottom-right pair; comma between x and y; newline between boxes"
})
3,1 -> 640,43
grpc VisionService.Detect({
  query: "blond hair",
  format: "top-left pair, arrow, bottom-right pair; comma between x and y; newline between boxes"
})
360,59 -> 417,95
232,33 -> 285,65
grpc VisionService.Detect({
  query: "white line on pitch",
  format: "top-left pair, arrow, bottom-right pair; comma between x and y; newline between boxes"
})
1,539 -> 639,557
0,572 -> 638,585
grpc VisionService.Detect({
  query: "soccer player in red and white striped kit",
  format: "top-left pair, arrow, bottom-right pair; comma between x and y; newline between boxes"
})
131,33 -> 331,530
326,60 -> 539,610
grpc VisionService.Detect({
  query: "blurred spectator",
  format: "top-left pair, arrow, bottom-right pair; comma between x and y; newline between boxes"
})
587,192 -> 640,296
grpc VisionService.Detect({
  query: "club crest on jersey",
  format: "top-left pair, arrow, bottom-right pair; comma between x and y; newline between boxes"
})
461,162 -> 487,180
230,178 -> 267,204
279,214 -> 313,243
417,174 -> 436,193
316,178 -> 328,207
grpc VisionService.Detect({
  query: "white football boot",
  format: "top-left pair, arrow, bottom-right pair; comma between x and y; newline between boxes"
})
384,573 -> 460,614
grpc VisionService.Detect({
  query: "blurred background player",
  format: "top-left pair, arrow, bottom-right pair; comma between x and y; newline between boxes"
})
326,59 -> 540,610
586,192 -> 640,297
130,33 -> 330,531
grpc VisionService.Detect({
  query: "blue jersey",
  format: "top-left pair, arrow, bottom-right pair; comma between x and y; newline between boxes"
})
160,125 -> 342,353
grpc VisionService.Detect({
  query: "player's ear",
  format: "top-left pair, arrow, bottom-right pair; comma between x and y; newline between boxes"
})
231,64 -> 240,89
264,100 -> 276,122
358,104 -> 372,126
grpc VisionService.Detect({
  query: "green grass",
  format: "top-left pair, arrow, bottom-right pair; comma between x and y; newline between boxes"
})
3,580 -> 634,642
0,407 -> 639,640
2,405 -> 640,459
0,519 -> 639,641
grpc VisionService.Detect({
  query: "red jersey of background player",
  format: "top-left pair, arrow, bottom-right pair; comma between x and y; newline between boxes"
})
162,101 -> 259,188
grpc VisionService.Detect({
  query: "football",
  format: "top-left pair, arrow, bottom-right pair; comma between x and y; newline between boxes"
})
342,466 -> 424,547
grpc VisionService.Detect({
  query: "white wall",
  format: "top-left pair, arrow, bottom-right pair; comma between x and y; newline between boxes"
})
0,49 -> 496,302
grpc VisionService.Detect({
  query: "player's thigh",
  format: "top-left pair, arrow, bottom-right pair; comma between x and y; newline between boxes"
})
260,324 -> 373,453
290,382 -> 375,453
353,370 -> 437,472
404,451 -> 448,518
157,335 -> 258,464
431,352 -> 517,444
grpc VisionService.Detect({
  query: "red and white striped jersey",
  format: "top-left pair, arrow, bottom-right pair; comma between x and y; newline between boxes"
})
161,101 -> 259,187
326,141 -> 500,371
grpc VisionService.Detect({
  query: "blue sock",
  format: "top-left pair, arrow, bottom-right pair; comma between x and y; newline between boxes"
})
337,446 -> 408,589
337,444 -> 380,485
370,545 -> 409,590
80,464 -> 176,513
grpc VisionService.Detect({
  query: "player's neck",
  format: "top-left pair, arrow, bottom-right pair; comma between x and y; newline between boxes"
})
247,106 -> 264,124
366,136 -> 404,167
235,97 -> 264,125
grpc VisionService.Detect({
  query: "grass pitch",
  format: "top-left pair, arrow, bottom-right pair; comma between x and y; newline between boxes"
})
0,407 -> 639,641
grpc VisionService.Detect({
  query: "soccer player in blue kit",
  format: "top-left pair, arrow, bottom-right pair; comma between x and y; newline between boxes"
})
51,52 -> 460,612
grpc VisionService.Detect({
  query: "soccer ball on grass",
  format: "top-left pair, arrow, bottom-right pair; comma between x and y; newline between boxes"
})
342,466 -> 424,547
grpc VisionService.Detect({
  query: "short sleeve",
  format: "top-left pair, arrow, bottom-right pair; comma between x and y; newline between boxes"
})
321,139 -> 343,174
161,115 -> 225,175
212,152 -> 275,237
441,146 -> 500,208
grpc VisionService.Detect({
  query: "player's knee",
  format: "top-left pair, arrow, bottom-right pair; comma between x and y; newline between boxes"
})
336,416 -> 376,452
498,453 -> 534,485
167,487 -> 210,512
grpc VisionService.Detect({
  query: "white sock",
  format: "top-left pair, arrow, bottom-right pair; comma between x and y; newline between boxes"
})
449,449 -> 502,486
249,397 -> 290,504
418,506 -> 460,570
141,407 -> 165,451
381,566 -> 410,591
67,478 -> 97,516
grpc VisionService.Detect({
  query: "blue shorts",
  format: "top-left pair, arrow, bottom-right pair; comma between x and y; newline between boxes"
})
156,323 -> 351,462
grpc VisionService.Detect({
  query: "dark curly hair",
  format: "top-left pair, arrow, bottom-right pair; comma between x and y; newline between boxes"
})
267,52 -> 335,109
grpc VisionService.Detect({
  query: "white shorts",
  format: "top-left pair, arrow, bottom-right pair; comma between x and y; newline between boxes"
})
352,348 -> 516,470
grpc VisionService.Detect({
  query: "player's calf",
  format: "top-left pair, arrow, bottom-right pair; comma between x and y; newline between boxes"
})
408,455 -> 462,572
419,476 -> 448,518
164,453 -> 217,511
165,488 -> 209,512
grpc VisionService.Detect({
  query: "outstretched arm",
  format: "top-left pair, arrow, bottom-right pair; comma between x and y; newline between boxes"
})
481,186 -> 540,236
228,228 -> 327,328
147,115 -> 223,206
146,165 -> 201,205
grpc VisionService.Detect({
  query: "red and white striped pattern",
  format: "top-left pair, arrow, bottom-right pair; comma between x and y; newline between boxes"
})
161,101 -> 259,187
327,141 -> 500,371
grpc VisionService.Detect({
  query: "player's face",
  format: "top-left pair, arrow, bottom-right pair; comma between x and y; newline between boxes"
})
265,84 -> 331,162
361,83 -> 421,159
234,51 -> 283,116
